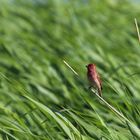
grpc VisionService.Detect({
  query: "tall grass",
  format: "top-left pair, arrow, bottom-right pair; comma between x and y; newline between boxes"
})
0,0 -> 140,139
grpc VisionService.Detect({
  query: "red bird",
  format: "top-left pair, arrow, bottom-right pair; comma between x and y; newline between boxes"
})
86,64 -> 102,96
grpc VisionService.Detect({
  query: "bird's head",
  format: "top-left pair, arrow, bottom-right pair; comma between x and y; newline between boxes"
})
86,64 -> 96,71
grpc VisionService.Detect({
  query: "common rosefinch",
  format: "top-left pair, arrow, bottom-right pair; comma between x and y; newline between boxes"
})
86,64 -> 102,96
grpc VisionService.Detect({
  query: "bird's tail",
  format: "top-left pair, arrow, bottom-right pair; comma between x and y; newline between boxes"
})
98,88 -> 102,97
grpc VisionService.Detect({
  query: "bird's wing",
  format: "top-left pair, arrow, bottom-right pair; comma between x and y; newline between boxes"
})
97,73 -> 102,90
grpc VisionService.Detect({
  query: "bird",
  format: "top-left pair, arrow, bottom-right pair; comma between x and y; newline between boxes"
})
86,64 -> 102,96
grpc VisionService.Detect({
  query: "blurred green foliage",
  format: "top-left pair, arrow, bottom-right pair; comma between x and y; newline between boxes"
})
0,0 -> 140,139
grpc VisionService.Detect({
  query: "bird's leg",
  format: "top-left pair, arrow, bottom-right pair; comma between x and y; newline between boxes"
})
88,86 -> 93,90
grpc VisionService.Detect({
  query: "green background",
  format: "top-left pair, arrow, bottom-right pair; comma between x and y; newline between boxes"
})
0,0 -> 140,139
